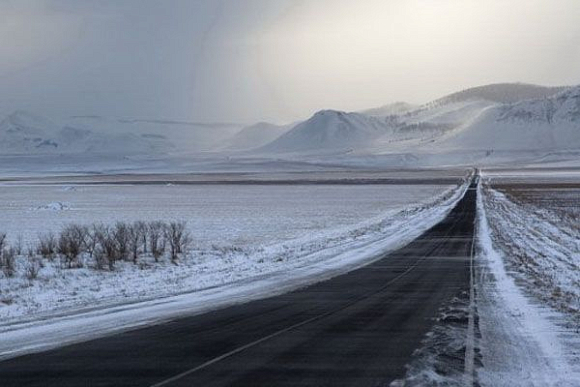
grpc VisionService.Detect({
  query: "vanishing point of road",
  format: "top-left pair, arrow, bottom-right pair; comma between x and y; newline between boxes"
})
0,180 -> 477,386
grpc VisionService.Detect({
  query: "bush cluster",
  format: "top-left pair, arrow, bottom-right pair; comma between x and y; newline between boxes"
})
0,221 -> 191,279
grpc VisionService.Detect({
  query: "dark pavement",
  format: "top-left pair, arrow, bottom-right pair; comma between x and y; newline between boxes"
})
0,181 -> 477,387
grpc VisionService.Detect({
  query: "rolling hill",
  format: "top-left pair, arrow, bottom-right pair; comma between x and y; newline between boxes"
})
260,110 -> 397,153
0,111 -> 172,155
226,122 -> 293,150
438,85 -> 580,151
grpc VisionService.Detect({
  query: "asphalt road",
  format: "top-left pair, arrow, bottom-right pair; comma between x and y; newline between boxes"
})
0,181 -> 477,387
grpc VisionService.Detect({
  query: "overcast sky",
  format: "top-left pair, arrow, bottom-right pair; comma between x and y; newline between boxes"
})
1,0 -> 580,124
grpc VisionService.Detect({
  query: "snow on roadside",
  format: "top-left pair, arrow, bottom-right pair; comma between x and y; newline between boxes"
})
476,184 -> 580,386
0,181 -> 469,360
482,186 -> 579,319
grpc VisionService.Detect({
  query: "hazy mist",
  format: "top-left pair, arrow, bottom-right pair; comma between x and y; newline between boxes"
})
1,0 -> 580,124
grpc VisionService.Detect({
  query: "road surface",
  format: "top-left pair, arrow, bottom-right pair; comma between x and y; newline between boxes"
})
0,181 -> 477,386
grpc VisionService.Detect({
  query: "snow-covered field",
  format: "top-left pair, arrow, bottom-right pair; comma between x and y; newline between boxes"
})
0,178 -> 469,359
0,182 -> 449,247
482,186 -> 579,316
476,178 -> 580,386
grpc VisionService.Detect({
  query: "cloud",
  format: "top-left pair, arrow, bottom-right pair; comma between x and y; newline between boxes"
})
0,0 -> 579,124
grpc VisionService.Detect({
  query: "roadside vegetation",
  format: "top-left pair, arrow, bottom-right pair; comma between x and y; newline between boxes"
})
0,221 -> 191,281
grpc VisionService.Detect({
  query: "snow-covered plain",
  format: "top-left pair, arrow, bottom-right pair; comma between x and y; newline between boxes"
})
482,186 -> 579,316
0,178 -> 468,359
0,182 -> 449,247
476,180 -> 580,386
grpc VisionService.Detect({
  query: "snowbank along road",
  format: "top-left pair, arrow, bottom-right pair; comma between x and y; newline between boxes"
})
0,179 -> 478,387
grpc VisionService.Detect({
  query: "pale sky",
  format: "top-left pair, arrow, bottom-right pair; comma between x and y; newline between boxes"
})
1,0 -> 580,124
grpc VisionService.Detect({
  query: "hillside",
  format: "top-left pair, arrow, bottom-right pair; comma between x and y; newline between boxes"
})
1,83 -> 577,168
359,102 -> 416,117
249,83 -> 580,168
227,122 -> 292,150
260,110 -> 395,153
438,86 -> 580,151
432,83 -> 565,105
0,111 -> 172,155
66,116 -> 242,153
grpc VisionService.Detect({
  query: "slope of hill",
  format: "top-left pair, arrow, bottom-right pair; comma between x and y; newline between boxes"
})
0,111 -> 61,153
260,110 -> 395,153
0,111 -> 173,155
66,116 -> 243,153
436,86 -> 580,151
227,122 -> 293,150
255,83 -> 576,163
359,102 -> 416,117
2,83 -> 576,169
432,83 -> 566,105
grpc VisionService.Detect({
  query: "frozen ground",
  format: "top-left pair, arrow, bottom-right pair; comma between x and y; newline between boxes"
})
0,177 -> 468,359
482,183 -> 579,317
476,179 -> 580,386
0,181 -> 450,247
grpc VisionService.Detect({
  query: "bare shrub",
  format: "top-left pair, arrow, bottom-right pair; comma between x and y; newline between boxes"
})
15,235 -> 23,255
38,232 -> 57,260
1,248 -> 16,278
113,222 -> 130,261
84,225 -> 99,258
148,221 -> 165,262
25,258 -> 42,280
58,224 -> 86,268
26,244 -> 35,258
93,247 -> 108,271
135,221 -> 149,254
94,225 -> 117,270
128,222 -> 143,264
0,233 -> 6,253
164,221 -> 191,263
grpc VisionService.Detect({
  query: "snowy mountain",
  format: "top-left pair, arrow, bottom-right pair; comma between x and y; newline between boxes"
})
431,83 -> 566,105
397,83 -> 565,132
0,111 -> 172,155
258,83 -> 573,156
359,102 -> 416,117
438,86 -> 580,151
0,111 -> 61,153
2,83 -> 577,168
66,116 -> 243,153
226,122 -> 293,150
257,100 -> 492,154
260,110 -> 396,153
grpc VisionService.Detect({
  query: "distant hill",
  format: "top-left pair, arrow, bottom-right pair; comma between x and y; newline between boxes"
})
359,102 -> 416,117
439,85 -> 580,151
260,110 -> 394,153
2,83 -> 577,169
256,83 -> 576,157
432,83 -> 566,105
66,116 -> 243,153
0,111 -> 172,155
227,122 -> 293,150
